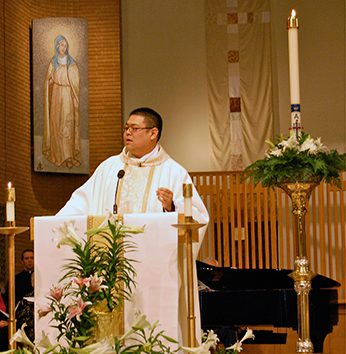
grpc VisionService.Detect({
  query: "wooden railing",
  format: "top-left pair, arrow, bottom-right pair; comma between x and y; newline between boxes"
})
191,171 -> 346,303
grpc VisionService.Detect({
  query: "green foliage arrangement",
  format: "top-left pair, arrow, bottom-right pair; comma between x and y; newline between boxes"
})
244,132 -> 346,188
38,218 -> 142,350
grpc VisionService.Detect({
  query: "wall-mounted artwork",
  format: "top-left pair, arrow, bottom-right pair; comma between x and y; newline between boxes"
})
33,18 -> 89,174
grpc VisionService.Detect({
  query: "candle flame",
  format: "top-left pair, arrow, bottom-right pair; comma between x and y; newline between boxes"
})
7,181 -> 12,189
288,9 -> 299,29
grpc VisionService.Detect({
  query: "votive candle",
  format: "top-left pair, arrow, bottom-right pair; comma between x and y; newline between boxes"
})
6,182 -> 15,222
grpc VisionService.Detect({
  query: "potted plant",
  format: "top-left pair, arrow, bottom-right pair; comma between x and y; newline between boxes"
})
243,132 -> 345,188
39,217 -> 143,348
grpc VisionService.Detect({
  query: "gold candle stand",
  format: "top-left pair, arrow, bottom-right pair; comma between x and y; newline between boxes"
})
279,181 -> 319,353
172,217 -> 205,347
0,223 -> 29,349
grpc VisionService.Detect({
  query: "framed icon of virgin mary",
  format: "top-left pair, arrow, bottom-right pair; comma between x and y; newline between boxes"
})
33,17 -> 89,174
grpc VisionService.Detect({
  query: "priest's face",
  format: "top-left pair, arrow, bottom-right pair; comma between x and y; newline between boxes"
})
123,114 -> 159,158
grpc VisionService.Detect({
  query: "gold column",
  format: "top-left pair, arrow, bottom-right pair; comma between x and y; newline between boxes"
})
279,181 -> 318,353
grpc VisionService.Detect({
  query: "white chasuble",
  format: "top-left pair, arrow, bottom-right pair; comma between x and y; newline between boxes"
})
118,165 -> 155,213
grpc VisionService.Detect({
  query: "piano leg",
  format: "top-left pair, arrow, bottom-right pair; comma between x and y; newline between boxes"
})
213,326 -> 237,347
311,330 -> 328,354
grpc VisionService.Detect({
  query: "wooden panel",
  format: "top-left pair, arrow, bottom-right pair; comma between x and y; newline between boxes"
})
191,171 -> 346,303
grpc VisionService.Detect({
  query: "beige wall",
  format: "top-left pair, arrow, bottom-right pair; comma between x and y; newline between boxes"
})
121,0 -> 345,171
121,0 -> 211,171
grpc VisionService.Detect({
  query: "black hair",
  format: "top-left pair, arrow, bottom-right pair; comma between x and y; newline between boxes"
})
21,249 -> 34,260
129,107 -> 163,141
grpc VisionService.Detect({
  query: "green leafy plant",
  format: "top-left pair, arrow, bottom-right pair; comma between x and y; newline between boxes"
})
244,132 -> 346,187
37,217 -> 142,349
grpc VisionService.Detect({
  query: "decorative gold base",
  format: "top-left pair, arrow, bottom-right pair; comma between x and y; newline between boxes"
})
296,338 -> 314,353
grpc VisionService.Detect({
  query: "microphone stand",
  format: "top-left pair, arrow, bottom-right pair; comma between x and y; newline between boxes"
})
113,169 -> 125,214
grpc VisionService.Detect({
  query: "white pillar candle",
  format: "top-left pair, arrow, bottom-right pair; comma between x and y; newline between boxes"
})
288,9 -> 300,104
287,9 -> 302,136
183,183 -> 193,217
6,182 -> 16,222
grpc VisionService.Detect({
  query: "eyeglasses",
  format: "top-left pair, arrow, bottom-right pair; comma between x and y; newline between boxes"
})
123,125 -> 154,134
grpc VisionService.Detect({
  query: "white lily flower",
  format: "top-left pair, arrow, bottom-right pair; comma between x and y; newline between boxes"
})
226,327 -> 255,352
53,221 -> 83,248
10,323 -> 35,349
120,312 -> 151,340
72,338 -> 114,354
202,330 -> 219,349
95,213 -> 117,230
131,312 -> 151,329
313,137 -> 329,153
278,134 -> 299,151
240,327 -> 255,342
300,137 -> 317,154
182,330 -> 219,354
36,330 -> 53,348
227,340 -> 243,352
268,147 -> 283,157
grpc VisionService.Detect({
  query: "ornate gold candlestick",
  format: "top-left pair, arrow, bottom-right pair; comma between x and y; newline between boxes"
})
279,181 -> 319,353
172,184 -> 205,347
0,224 -> 29,349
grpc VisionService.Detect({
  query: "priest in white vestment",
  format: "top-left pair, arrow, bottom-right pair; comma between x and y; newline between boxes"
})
57,107 -> 209,346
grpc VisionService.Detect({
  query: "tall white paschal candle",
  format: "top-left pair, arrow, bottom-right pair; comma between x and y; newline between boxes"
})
183,183 -> 193,217
6,182 -> 15,222
288,9 -> 302,137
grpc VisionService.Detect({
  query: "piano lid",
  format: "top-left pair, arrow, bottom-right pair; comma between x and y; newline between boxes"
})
197,261 -> 341,291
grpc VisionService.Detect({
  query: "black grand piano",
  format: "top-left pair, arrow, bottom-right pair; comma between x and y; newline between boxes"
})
197,261 -> 340,353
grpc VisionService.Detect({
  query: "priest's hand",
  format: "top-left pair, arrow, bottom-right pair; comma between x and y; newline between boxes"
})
156,188 -> 175,212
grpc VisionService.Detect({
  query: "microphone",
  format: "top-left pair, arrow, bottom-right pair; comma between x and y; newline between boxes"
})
113,169 -> 125,214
